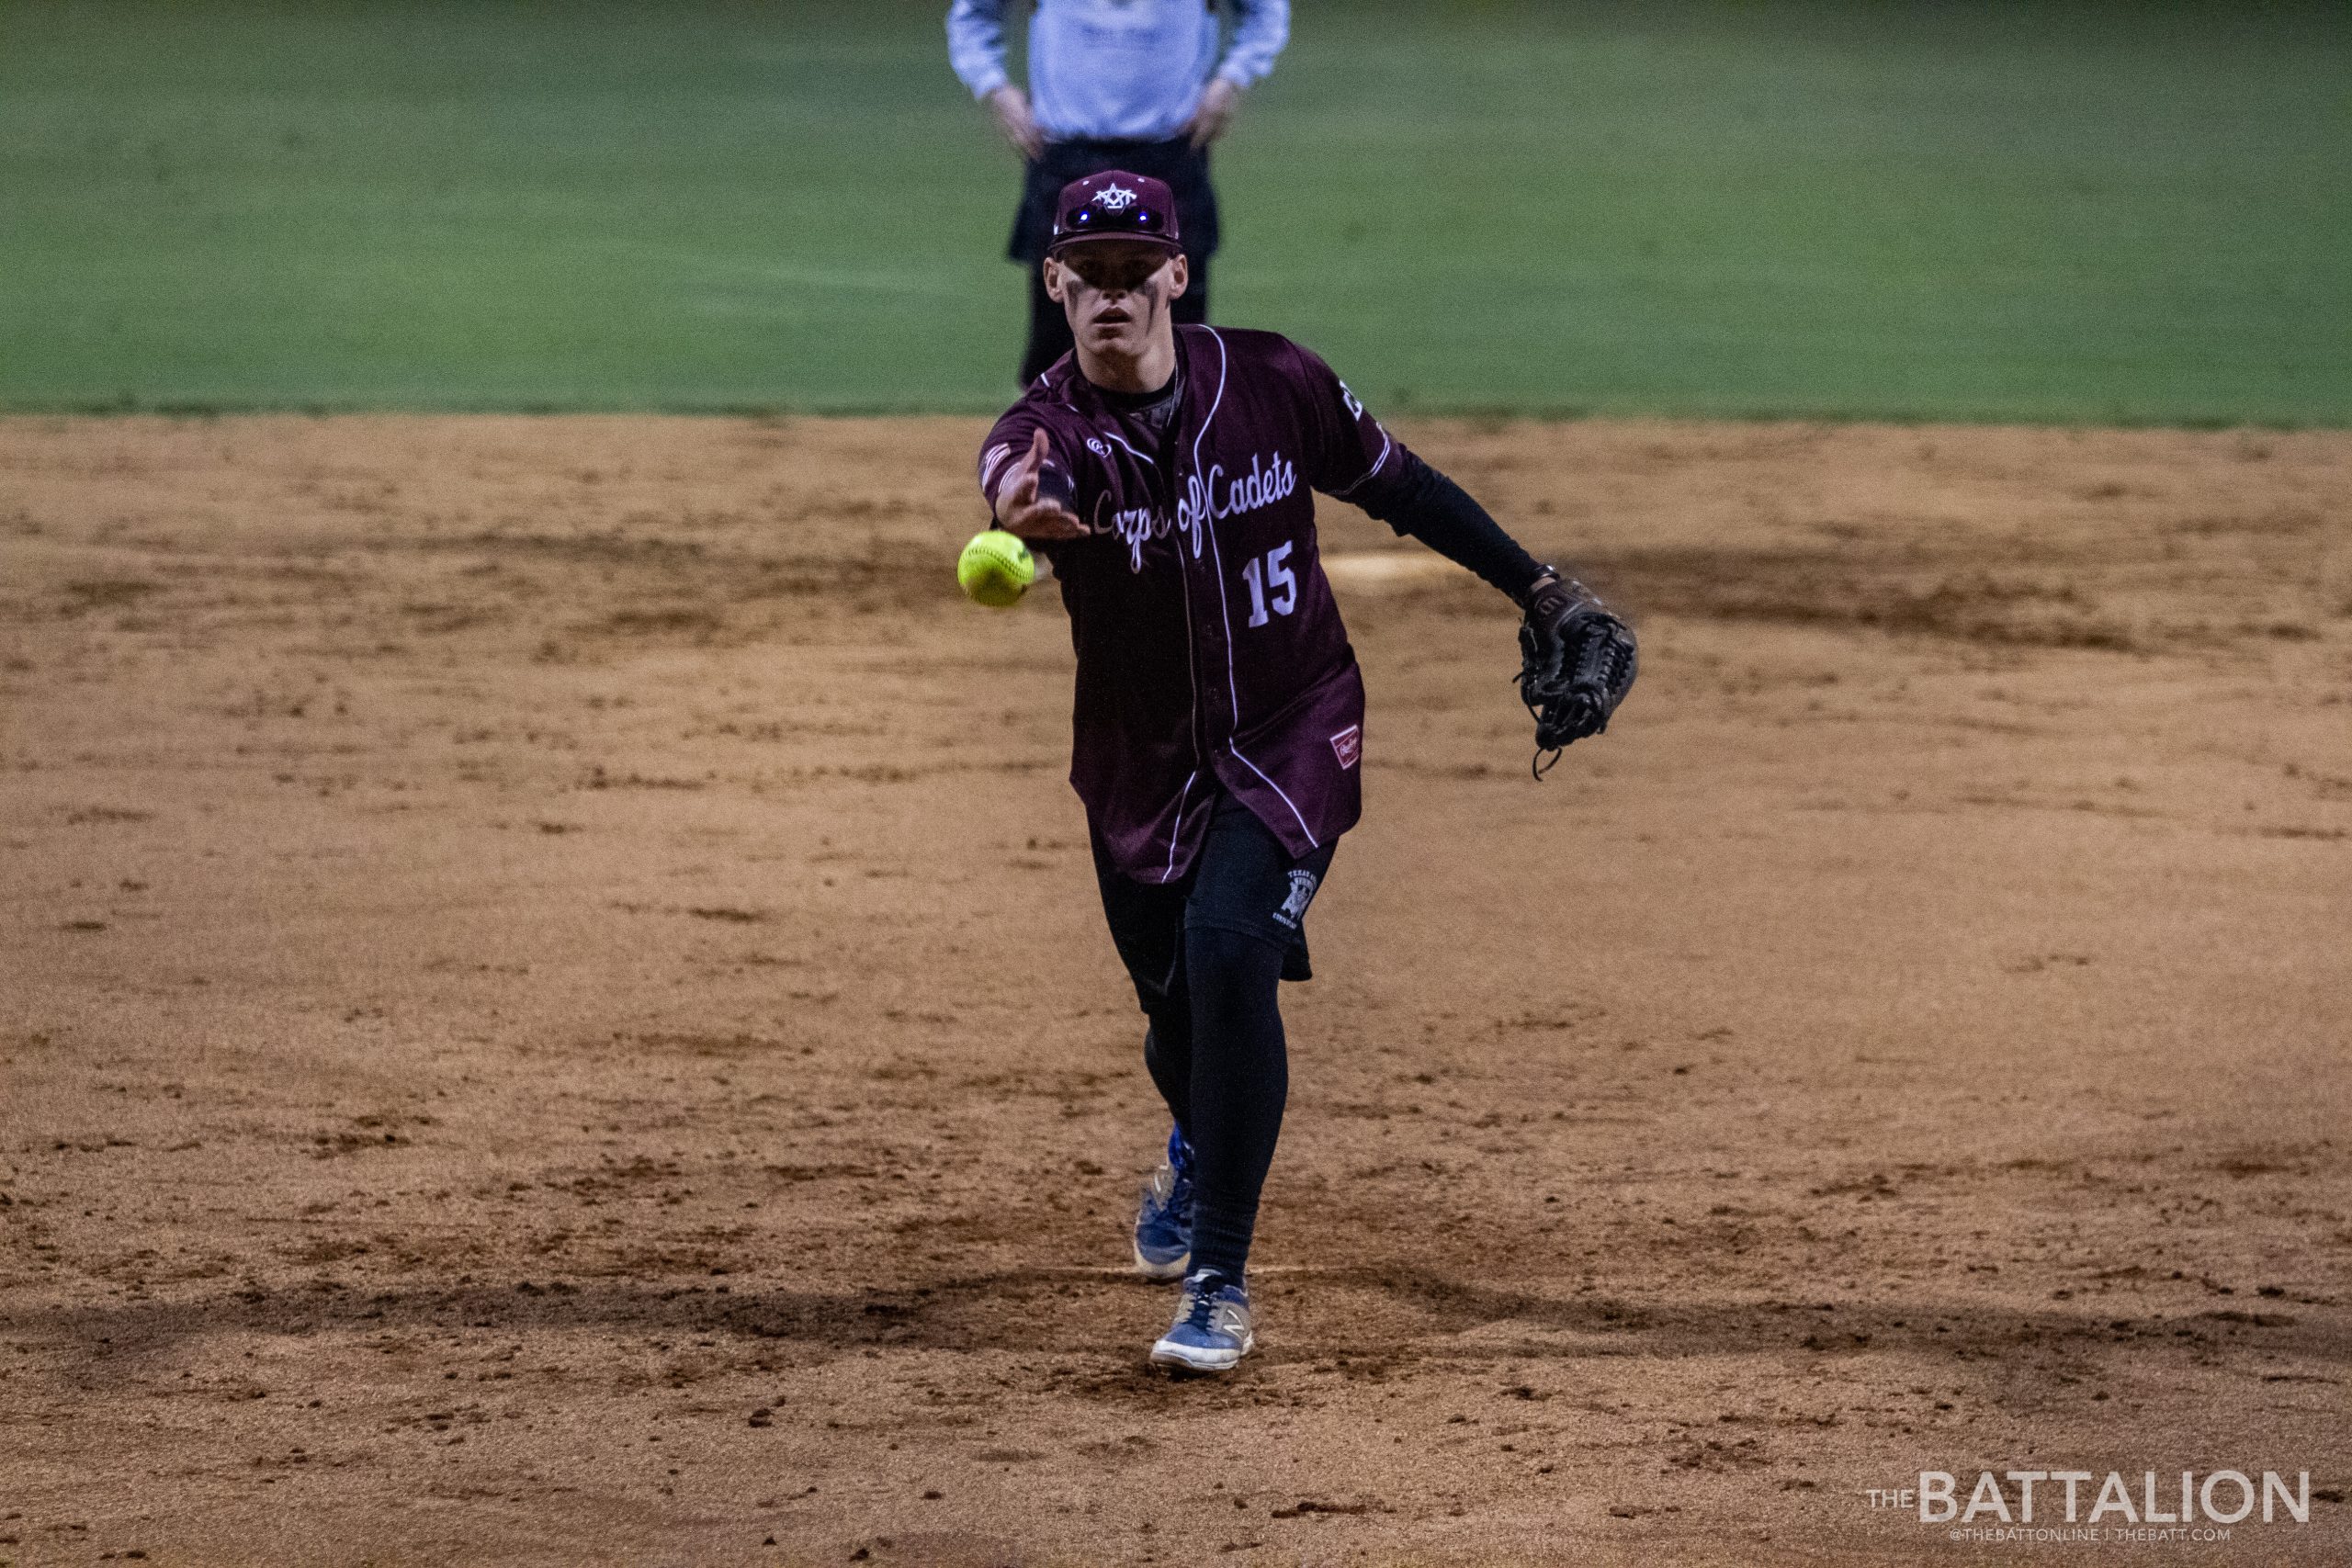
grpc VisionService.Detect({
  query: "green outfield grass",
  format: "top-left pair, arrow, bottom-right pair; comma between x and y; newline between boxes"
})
4,1 -> 2347,422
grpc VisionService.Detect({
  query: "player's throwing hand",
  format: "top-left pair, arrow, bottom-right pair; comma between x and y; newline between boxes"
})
991,428 -> 1088,540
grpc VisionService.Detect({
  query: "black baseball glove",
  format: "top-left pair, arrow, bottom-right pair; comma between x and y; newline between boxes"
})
1518,572 -> 1637,777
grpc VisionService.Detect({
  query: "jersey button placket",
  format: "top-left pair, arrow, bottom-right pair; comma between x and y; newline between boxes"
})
1180,471 -> 1232,750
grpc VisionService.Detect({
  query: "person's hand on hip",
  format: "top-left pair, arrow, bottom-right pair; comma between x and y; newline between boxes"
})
1186,79 -> 1242,149
988,85 -> 1045,160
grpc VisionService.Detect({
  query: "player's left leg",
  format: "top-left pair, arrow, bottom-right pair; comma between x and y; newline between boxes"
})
1149,793 -> 1336,1373
1176,921 -> 1288,1281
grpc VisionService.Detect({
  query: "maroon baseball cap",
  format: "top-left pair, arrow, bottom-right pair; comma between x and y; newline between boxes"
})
1047,171 -> 1182,255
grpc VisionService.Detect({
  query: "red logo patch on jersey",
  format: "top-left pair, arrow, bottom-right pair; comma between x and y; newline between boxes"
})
1329,724 -> 1362,770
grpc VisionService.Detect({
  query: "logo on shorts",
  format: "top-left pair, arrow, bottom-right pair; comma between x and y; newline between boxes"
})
980,442 -> 1013,488
1329,725 -> 1362,769
1096,183 -> 1138,211
1272,868 -> 1319,931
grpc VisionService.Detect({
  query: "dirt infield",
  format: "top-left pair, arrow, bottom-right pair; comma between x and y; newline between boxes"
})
4,415 -> 2347,1566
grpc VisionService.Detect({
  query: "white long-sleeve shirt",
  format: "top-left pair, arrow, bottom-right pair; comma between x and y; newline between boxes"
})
947,0 -> 1290,143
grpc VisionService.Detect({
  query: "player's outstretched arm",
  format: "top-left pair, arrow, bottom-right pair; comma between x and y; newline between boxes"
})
1351,451 -> 1545,602
1293,342 -> 1636,766
1350,452 -> 1636,767
991,428 -> 1088,540
1293,342 -> 1544,603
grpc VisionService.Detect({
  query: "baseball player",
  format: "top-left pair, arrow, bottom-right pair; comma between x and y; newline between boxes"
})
975,172 -> 1635,1373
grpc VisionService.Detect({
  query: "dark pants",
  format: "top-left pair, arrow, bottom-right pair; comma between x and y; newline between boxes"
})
1094,792 -> 1337,1281
1011,137 -> 1219,387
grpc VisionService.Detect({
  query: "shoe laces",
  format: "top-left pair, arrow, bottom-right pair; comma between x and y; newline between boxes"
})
1159,1129 -> 1197,1209
1181,1269 -> 1237,1330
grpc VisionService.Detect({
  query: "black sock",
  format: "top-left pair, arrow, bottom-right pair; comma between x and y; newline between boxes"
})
1143,1021 -> 1193,1137
1181,925 -> 1289,1282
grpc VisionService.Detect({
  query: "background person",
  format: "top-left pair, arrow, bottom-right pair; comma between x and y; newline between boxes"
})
946,0 -> 1291,385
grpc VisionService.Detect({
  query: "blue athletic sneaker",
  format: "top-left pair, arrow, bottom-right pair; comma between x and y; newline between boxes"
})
1131,1123 -> 1195,1280
1149,1268 -> 1254,1373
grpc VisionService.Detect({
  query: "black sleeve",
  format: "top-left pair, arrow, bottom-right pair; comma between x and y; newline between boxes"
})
1353,449 -> 1547,602
1035,461 -> 1078,513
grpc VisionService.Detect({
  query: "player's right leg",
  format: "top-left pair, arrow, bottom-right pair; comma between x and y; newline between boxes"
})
1092,835 -> 1198,1278
1130,1115 -> 1195,1280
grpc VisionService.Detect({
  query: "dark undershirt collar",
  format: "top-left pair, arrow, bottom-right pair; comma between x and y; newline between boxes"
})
1087,361 -> 1184,434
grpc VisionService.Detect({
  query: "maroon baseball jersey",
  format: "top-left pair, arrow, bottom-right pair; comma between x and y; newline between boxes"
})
978,325 -> 1412,883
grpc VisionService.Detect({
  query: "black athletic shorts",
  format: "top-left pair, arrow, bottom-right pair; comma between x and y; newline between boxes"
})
1092,790 -> 1338,1006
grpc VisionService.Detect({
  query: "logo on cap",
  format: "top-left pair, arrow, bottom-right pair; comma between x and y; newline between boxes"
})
1050,170 -> 1181,252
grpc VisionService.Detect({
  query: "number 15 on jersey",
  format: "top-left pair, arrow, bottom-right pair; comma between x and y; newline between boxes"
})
1241,541 -> 1296,628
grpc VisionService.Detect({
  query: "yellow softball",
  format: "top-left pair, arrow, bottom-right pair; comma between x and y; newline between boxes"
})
957,528 -> 1035,608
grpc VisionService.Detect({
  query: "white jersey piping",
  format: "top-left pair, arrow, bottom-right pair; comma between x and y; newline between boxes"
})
1163,768 -> 1197,884
1329,428 -> 1395,500
1194,328 -> 1319,852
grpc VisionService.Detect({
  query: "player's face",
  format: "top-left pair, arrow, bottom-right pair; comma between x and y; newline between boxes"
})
1046,242 -> 1187,360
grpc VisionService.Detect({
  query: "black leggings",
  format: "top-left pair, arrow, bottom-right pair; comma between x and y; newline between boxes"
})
1095,791 -> 1335,1280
